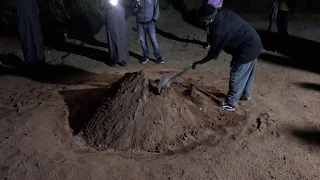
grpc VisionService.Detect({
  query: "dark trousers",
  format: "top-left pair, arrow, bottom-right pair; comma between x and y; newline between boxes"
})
226,59 -> 257,107
10,0 -> 45,64
276,10 -> 293,36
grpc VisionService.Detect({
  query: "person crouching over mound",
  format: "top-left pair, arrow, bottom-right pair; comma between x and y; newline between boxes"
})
193,4 -> 262,111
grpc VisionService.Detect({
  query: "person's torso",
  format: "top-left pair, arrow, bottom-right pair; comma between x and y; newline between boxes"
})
209,9 -> 262,62
136,0 -> 155,22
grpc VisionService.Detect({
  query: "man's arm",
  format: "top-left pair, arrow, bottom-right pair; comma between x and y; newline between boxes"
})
193,31 -> 228,68
152,0 -> 160,23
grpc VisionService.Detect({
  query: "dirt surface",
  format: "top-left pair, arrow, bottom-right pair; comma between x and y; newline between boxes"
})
0,7 -> 320,180
82,72 -> 245,153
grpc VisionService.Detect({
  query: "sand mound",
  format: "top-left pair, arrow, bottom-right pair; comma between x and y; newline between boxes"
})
81,71 -> 244,152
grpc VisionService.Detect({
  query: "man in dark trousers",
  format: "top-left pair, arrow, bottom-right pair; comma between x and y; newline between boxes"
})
10,0 -> 45,65
276,0 -> 297,36
193,4 -> 262,111
266,0 -> 297,36
133,0 -> 164,64
101,0 -> 129,67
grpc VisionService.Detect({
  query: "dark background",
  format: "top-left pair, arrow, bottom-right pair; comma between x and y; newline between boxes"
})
1,0 -> 320,36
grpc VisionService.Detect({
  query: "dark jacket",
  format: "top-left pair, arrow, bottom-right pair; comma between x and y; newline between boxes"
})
133,0 -> 159,23
207,9 -> 262,64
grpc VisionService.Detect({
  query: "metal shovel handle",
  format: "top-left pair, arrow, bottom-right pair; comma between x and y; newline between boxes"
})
166,66 -> 192,86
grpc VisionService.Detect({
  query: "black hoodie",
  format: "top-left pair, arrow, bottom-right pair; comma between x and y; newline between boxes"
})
207,9 -> 263,64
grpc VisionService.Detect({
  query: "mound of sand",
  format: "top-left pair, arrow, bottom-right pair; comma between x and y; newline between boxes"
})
81,71 -> 244,152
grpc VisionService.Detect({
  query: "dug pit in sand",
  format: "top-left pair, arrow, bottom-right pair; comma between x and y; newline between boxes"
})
81,71 -> 245,153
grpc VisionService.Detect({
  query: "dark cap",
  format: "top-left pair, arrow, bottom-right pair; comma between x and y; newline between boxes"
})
198,4 -> 218,20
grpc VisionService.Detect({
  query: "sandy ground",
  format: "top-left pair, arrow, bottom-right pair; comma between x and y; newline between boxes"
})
0,8 -> 320,180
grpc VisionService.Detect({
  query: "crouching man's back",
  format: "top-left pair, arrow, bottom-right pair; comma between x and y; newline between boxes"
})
195,5 -> 263,111
207,9 -> 262,65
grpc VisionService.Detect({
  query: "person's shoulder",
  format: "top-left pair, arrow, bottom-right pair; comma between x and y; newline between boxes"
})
219,8 -> 236,15
217,8 -> 235,18
217,8 -> 238,21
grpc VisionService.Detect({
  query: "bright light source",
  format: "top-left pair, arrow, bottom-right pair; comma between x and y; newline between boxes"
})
110,0 -> 118,6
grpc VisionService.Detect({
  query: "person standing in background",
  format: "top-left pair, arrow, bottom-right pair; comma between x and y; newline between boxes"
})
101,0 -> 129,67
277,0 -> 297,36
266,0 -> 297,36
133,0 -> 164,64
9,0 -> 45,65
202,0 -> 224,49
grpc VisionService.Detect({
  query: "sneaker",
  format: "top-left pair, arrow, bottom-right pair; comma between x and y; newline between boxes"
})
118,61 -> 127,67
204,44 -> 211,49
219,102 -> 236,111
157,57 -> 164,64
140,57 -> 149,64
240,96 -> 251,101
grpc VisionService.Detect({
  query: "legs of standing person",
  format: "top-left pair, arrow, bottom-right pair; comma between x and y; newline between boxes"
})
11,0 -> 45,65
30,0 -> 45,64
276,10 -> 293,36
276,10 -> 293,51
117,24 -> 129,66
224,59 -> 257,108
146,23 -> 163,63
117,7 -> 129,66
106,27 -> 117,66
137,23 -> 149,63
105,7 -> 128,67
240,59 -> 257,100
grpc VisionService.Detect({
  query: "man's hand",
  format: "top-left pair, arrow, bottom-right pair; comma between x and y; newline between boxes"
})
192,56 -> 213,69
151,21 -> 155,26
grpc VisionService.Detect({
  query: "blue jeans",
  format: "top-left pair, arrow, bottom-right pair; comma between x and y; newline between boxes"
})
137,23 -> 161,59
226,59 -> 257,107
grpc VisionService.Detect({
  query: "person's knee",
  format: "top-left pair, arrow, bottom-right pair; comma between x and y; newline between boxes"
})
139,37 -> 146,44
138,33 -> 146,44
148,26 -> 158,42
137,27 -> 146,42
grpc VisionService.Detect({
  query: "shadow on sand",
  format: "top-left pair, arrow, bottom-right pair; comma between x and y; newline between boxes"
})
131,27 -> 205,47
291,129 -> 320,146
257,30 -> 320,74
296,82 -> 320,92
0,53 -> 94,85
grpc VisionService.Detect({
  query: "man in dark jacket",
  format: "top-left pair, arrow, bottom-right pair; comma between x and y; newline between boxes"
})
193,4 -> 263,111
266,0 -> 297,35
9,0 -> 45,65
133,0 -> 164,64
